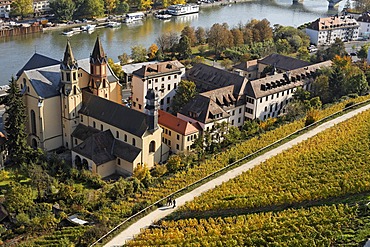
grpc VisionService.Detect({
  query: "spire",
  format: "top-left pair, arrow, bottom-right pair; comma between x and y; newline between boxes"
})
61,40 -> 78,70
90,36 -> 106,64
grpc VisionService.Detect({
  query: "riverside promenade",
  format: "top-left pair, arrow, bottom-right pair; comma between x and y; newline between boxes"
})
103,103 -> 370,247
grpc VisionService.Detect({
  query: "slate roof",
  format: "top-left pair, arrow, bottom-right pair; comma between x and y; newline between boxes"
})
358,12 -> 370,23
201,85 -> 236,108
71,124 -> 100,141
245,60 -> 332,99
132,60 -> 184,79
179,94 -> 229,124
73,130 -> 141,165
233,59 -> 258,72
16,53 -> 59,77
80,91 -> 150,137
61,41 -> 78,70
186,63 -> 247,97
258,54 -> 311,71
22,58 -> 118,99
158,110 -> 199,135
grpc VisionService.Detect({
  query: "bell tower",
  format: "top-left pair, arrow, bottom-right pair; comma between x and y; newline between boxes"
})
89,36 -> 110,99
60,40 -> 81,149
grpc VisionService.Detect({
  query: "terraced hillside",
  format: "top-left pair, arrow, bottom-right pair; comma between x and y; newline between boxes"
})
127,108 -> 370,246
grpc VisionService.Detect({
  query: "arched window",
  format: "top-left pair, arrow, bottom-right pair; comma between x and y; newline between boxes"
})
149,141 -> 155,153
75,155 -> 82,169
31,138 -> 37,149
73,85 -> 77,95
30,110 -> 36,134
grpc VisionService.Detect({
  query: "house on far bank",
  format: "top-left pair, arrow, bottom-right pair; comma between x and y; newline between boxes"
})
131,60 -> 185,113
357,12 -> 370,38
304,14 -> 359,46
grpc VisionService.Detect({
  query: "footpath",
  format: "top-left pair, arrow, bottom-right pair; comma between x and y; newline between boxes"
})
103,103 -> 370,247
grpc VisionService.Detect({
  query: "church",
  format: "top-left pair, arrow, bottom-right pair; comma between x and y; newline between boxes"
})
16,37 -> 168,177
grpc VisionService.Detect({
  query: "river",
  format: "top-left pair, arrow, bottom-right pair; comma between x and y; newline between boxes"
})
0,0 -> 347,84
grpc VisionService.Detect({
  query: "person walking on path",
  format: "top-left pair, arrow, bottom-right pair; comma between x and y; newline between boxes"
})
173,199 -> 176,208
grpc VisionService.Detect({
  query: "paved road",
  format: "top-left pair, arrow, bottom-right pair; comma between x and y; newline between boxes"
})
104,103 -> 370,247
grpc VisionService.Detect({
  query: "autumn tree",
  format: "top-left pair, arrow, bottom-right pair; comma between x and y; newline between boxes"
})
104,0 -> 116,14
116,0 -> 130,14
108,58 -> 123,79
208,23 -> 233,57
11,0 -> 33,17
231,28 -> 244,47
148,43 -> 158,60
139,0 -> 153,10
118,52 -> 130,65
80,0 -> 104,18
171,80 -> 197,114
181,26 -> 196,46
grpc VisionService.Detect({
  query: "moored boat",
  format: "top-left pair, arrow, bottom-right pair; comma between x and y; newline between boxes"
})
156,14 -> 172,20
124,12 -> 145,23
62,30 -> 75,36
167,4 -> 199,16
106,22 -> 121,28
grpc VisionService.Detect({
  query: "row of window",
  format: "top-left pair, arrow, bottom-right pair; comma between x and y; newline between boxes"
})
187,133 -> 197,142
148,75 -> 178,84
90,120 -> 137,146
264,98 -> 293,113
259,88 -> 295,103
230,107 -> 243,116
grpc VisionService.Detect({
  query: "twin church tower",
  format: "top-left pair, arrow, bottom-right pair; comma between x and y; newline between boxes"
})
16,37 -> 165,177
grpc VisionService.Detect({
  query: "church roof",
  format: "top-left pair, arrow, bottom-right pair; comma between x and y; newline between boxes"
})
22,58 -> 118,99
79,91 -> 150,137
72,130 -> 141,165
16,53 -> 59,77
71,124 -> 100,141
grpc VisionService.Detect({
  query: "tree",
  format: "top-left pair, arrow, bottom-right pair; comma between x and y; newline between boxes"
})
220,58 -> 233,70
108,58 -> 123,79
133,164 -> 152,188
170,80 -> 197,113
131,45 -> 148,62
138,0 -> 152,10
118,52 -> 130,65
147,43 -> 158,60
312,74 -> 330,104
208,23 -> 233,57
177,35 -> 192,59
357,43 -> 370,61
4,182 -> 35,214
28,165 -> 53,201
104,0 -> 116,14
195,26 -> 206,45
231,28 -> 244,47
116,0 -> 129,14
80,0 -> 104,18
181,26 -> 196,46
166,155 -> 183,173
49,0 -> 76,21
11,0 -> 33,18
3,77 -> 31,165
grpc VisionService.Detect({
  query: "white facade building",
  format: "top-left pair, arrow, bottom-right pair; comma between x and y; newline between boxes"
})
0,0 -> 11,18
357,12 -> 370,38
131,61 -> 185,112
244,61 -> 332,120
305,15 -> 359,46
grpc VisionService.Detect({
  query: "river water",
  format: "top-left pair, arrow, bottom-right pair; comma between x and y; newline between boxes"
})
0,0 -> 346,84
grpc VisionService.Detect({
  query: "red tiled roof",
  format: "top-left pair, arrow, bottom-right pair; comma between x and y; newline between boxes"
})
158,110 -> 198,136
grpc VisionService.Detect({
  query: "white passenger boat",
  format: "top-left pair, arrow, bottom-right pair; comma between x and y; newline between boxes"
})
81,24 -> 96,32
167,4 -> 199,16
124,12 -> 145,23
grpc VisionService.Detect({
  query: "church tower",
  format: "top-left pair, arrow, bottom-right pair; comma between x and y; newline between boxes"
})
60,40 -> 81,149
89,36 -> 110,99
145,89 -> 159,133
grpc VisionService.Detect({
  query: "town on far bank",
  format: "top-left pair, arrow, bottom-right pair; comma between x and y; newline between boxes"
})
2,0 -> 370,245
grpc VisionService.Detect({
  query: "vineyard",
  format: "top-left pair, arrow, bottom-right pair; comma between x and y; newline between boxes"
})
127,204 -> 361,246
180,108 -> 370,213
126,105 -> 370,246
